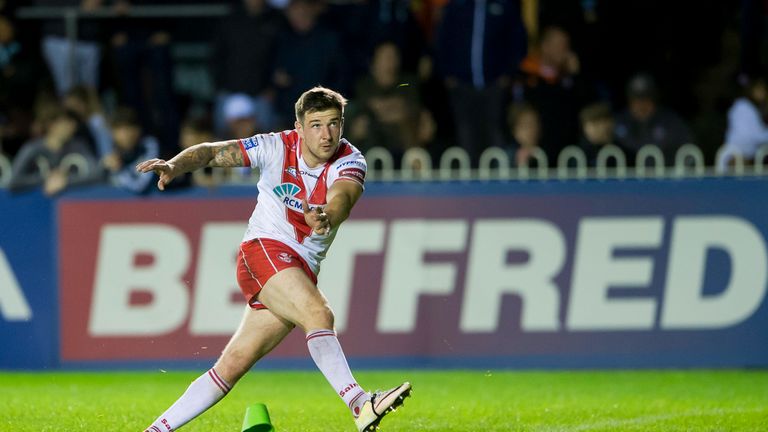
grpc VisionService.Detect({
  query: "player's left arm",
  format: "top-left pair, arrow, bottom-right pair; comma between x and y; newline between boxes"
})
324,180 -> 363,229
302,180 -> 363,235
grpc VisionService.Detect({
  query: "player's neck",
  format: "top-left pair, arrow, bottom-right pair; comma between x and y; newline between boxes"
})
300,143 -> 327,168
302,155 -> 324,168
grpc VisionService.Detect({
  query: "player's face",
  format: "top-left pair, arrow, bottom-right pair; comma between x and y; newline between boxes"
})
296,109 -> 343,167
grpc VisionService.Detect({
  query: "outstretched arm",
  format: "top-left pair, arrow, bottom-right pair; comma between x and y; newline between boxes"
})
302,180 -> 363,235
135,140 -> 244,190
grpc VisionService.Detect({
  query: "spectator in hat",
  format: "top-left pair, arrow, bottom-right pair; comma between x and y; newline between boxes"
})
211,0 -> 283,137
221,93 -> 262,140
614,73 -> 693,164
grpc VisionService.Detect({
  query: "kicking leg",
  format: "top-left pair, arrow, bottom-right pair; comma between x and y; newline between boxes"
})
144,306 -> 293,432
257,267 -> 410,431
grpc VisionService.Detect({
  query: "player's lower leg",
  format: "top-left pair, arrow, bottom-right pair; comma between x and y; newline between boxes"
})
306,329 -> 369,417
143,307 -> 293,431
144,368 -> 231,432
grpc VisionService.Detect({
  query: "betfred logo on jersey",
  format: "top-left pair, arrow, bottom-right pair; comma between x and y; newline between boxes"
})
273,182 -> 303,212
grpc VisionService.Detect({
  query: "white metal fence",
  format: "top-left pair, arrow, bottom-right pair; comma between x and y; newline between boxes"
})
362,143 -> 768,182
2,144 -> 766,189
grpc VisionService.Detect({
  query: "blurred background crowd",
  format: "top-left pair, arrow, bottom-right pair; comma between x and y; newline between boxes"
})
0,0 -> 766,195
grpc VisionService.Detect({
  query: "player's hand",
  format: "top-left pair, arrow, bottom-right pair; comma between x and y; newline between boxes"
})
136,158 -> 176,191
302,198 -> 330,235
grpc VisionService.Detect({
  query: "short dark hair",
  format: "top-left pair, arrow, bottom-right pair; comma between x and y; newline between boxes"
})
295,86 -> 347,124
507,103 -> 539,130
580,102 -> 613,125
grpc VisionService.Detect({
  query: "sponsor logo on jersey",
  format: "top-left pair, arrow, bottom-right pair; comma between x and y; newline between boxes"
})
272,183 -> 304,212
285,166 -> 298,178
242,137 -> 259,150
339,168 -> 366,182
336,160 -> 366,170
299,169 -> 320,179
277,252 -> 293,263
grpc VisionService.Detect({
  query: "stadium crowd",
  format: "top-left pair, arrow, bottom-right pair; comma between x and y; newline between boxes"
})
0,0 -> 766,194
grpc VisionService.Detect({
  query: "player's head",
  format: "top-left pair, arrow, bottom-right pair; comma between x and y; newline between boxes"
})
295,87 -> 347,166
295,86 -> 347,125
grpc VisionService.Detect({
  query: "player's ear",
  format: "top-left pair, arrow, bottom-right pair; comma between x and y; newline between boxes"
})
295,119 -> 304,138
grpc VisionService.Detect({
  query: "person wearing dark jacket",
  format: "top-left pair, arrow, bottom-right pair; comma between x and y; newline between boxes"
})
102,107 -> 159,193
435,0 -> 527,162
10,106 -> 100,195
212,0 -> 285,135
614,73 -> 693,165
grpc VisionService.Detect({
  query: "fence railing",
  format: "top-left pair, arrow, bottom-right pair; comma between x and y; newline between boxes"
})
0,153 -> 11,188
362,143 -> 768,182
2,144 -> 767,189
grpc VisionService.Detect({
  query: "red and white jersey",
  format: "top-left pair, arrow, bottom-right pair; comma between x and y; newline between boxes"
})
237,129 -> 367,274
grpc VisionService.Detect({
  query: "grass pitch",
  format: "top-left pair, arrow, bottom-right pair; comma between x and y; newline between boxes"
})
0,370 -> 766,431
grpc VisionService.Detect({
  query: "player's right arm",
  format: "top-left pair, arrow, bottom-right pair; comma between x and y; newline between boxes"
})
135,140 -> 244,190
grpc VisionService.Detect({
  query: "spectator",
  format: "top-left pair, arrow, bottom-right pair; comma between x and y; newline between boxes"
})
348,42 -> 434,165
614,73 -> 693,164
0,13 -> 48,159
363,0 -> 425,74
221,93 -> 260,140
517,25 -> 595,163
578,102 -> 628,166
324,0 -> 425,87
507,103 -> 542,168
211,0 -> 284,137
179,116 -> 219,187
435,0 -> 527,162
109,0 -> 179,156
9,105 -> 99,195
272,0 -> 344,127
718,77 -> 768,172
102,107 -> 159,193
37,0 -> 104,96
62,85 -> 112,158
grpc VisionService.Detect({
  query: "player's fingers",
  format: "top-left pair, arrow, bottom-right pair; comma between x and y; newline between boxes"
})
136,159 -> 162,172
158,173 -> 173,191
301,198 -> 310,215
141,162 -> 165,174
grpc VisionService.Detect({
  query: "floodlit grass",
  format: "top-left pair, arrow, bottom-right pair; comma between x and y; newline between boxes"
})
0,370 -> 766,431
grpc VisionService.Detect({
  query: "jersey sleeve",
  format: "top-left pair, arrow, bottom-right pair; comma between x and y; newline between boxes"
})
327,150 -> 367,190
238,133 -> 282,169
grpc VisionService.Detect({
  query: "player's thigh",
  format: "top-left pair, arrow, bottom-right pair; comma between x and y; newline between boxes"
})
257,267 -> 332,328
215,306 -> 294,382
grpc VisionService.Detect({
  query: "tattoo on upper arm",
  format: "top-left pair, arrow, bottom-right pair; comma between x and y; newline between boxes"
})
210,141 -> 244,167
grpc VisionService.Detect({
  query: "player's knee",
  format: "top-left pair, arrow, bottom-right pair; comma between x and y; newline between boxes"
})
320,305 -> 335,329
304,303 -> 335,331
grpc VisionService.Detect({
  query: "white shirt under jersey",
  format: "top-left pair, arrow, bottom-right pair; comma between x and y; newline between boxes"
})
237,129 -> 367,274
